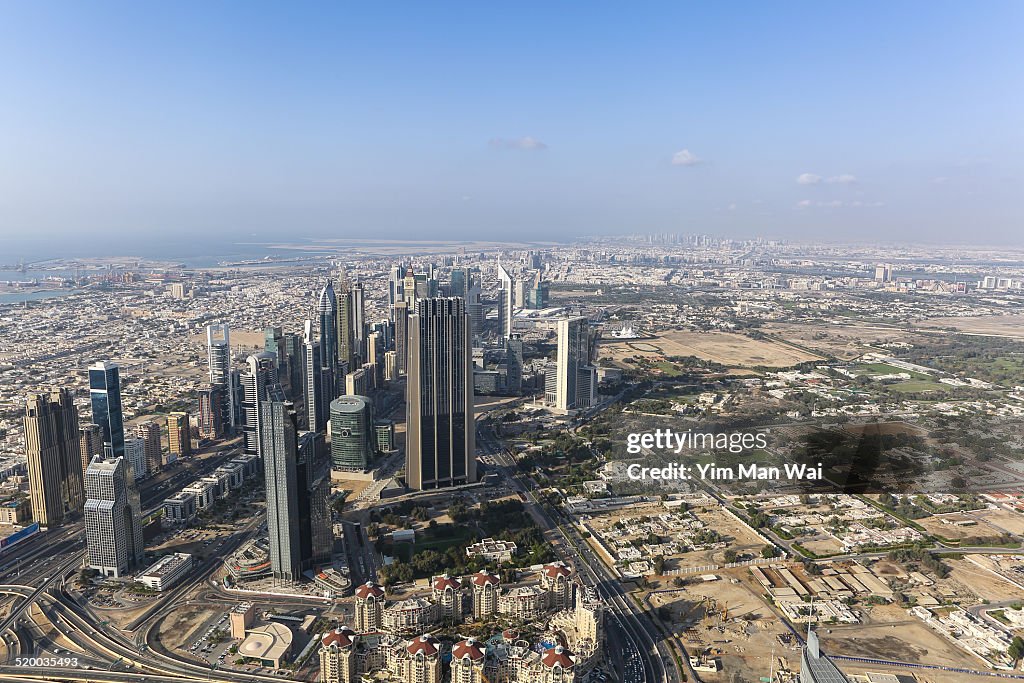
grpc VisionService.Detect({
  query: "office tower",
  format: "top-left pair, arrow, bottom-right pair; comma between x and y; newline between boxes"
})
554,317 -> 596,412
124,436 -> 147,481
242,353 -> 278,458
206,324 -> 236,431
450,268 -> 467,299
197,386 -> 224,440
84,455 -> 144,578
467,277 -> 483,341
874,264 -> 894,283
388,265 -> 405,313
405,297 -> 476,490
89,362 -> 125,459
514,278 -> 529,308
264,326 -> 289,396
496,264 -> 514,342
351,281 -> 366,358
336,283 -> 356,372
262,387 -> 329,582
135,420 -> 162,475
505,335 -> 524,394
282,332 -> 304,403
330,396 -> 376,472
297,431 -> 332,567
383,351 -> 397,382
345,368 -> 369,398
800,627 -> 851,682
318,280 -> 339,393
24,389 -> 85,527
167,411 -> 192,458
527,273 -> 549,309
79,423 -> 103,473
402,268 -> 417,308
302,320 -> 328,433
261,388 -> 302,582
393,300 -> 409,377
365,330 -> 381,388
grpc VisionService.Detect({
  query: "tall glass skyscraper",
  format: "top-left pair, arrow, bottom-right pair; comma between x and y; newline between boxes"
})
318,279 -> 338,394
260,387 -> 302,583
405,297 -> 475,490
89,361 -> 124,459
206,324 -> 235,431
84,455 -> 144,578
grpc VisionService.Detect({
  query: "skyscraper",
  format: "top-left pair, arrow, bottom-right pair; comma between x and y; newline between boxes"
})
405,297 -> 476,490
24,389 -> 85,527
261,388 -> 330,582
197,386 -> 224,440
124,436 -> 147,481
554,316 -> 596,412
496,264 -> 515,342
167,411 -> 192,458
79,423 -> 103,473
330,396 -> 376,473
318,279 -> 339,394
261,387 -> 302,582
135,420 -> 162,475
206,324 -> 236,431
505,335 -> 524,394
242,353 -> 278,458
336,283 -> 356,372
393,300 -> 409,377
89,362 -> 124,459
303,320 -> 328,433
351,281 -> 366,361
84,455 -> 144,578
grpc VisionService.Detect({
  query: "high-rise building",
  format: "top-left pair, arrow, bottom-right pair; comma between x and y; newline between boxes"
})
319,280 -> 339,395
336,283 -> 356,372
84,455 -> 144,578
351,281 -> 366,359
345,368 -> 369,398
124,436 -> 147,481
330,396 -> 376,473
24,389 -> 85,527
261,387 -> 331,582
303,320 -> 328,433
393,300 -> 409,377
135,420 -> 162,475
496,264 -> 515,342
197,386 -> 224,440
450,268 -> 467,299
206,324 -> 236,431
554,317 -> 596,412
282,332 -> 304,404
242,353 -> 278,458
261,388 -> 302,582
89,362 -> 125,459
388,265 -> 405,314
354,581 -> 386,631
505,335 -> 524,394
79,423 -> 103,473
264,326 -> 290,396
167,411 -> 192,458
405,297 -> 476,490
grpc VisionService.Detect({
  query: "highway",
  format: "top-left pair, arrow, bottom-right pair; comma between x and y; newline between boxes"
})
477,422 -> 685,683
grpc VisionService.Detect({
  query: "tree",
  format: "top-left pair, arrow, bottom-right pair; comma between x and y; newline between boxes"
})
761,544 -> 780,559
723,549 -> 738,563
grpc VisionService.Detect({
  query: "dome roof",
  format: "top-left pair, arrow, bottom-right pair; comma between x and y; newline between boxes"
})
432,573 -> 461,591
472,570 -> 500,587
406,634 -> 440,657
542,645 -> 576,669
354,581 -> 385,599
452,637 -> 486,661
542,562 -> 572,579
320,626 -> 356,649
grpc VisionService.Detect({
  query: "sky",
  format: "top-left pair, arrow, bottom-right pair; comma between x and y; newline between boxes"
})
1,1 -> 1023,257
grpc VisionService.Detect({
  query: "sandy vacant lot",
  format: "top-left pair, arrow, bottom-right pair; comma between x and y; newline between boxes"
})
603,330 -> 822,369
918,314 -> 1024,338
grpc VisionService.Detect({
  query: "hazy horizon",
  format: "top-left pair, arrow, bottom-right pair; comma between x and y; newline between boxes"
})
2,2 -> 1022,250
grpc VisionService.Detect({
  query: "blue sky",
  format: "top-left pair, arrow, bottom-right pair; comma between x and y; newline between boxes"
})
1,2 -> 1022,254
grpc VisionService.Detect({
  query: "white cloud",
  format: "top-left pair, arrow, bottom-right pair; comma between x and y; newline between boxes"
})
797,199 -> 883,209
489,136 -> 548,150
671,149 -> 702,166
798,172 -> 858,185
797,199 -> 813,208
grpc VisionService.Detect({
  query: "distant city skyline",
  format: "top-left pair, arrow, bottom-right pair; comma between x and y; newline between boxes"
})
1,2 -> 1022,249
